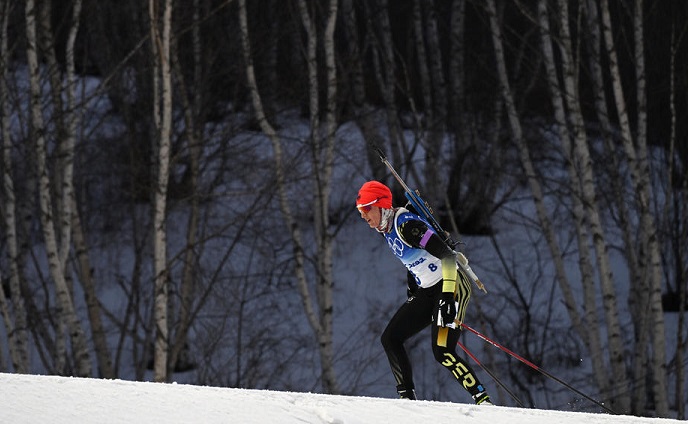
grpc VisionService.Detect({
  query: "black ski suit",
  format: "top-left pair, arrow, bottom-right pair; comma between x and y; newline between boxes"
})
379,211 -> 487,401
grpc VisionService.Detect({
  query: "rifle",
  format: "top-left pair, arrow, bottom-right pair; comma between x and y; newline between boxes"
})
374,147 -> 487,293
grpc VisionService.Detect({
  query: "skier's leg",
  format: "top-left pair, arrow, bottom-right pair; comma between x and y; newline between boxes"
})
431,325 -> 492,404
428,271 -> 491,404
380,289 -> 433,399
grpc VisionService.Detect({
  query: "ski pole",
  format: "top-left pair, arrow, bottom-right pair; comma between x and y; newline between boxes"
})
457,340 -> 525,407
460,323 -> 618,415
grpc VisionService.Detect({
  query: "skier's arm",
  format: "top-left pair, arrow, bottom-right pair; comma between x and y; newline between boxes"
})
400,219 -> 462,327
398,220 -> 457,295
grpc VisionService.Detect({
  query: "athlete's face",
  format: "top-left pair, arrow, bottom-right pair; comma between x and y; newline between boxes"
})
358,205 -> 381,229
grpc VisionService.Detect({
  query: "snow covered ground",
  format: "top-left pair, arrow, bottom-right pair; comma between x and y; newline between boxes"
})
0,373 -> 682,424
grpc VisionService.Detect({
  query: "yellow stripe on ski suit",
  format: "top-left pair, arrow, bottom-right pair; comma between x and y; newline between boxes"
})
436,269 -> 472,348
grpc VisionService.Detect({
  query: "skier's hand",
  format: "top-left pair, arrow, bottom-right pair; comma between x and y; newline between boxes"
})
435,293 -> 457,327
407,272 -> 419,299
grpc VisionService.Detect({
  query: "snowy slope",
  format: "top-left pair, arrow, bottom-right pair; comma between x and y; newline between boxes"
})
0,373 -> 681,424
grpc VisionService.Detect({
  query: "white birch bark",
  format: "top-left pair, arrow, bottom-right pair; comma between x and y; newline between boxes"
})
0,0 -> 30,373
581,0 -> 649,410
26,0 -> 91,377
484,0 -> 587,358
35,0 -> 66,373
557,0 -> 630,411
540,0 -> 633,410
167,0 -> 202,372
60,0 -> 81,267
536,0 -> 611,403
313,0 -> 340,394
239,0 -> 340,394
238,0 -> 312,351
63,0 -> 100,378
296,0 -> 340,394
599,0 -> 669,414
149,0 -> 173,383
631,1 -> 669,415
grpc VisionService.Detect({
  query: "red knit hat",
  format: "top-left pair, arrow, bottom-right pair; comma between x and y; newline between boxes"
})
356,181 -> 393,209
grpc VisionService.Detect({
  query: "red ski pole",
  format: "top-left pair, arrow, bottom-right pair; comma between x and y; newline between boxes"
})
460,323 -> 617,415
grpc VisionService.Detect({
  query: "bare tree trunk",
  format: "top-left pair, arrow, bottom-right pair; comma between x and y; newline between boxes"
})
36,0 -> 67,374
0,0 -> 30,374
71,200 -> 114,379
598,0 -> 669,415
149,0 -> 173,383
485,0 -> 588,373
340,0 -> 386,180
580,0 -> 648,411
64,0 -> 113,379
167,0 -> 203,373
317,0 -> 339,395
536,0 -> 611,405
239,0 -> 340,394
26,0 -> 91,377
447,0 -> 477,165
414,0 -> 446,205
559,0 -> 630,412
296,0 -> 340,394
410,0 -> 432,165
631,1 -> 669,415
444,0 -> 502,238
371,0 -> 404,176
668,19 -> 686,419
543,0 -> 638,411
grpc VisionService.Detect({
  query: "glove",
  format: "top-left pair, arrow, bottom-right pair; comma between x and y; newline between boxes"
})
435,293 -> 457,327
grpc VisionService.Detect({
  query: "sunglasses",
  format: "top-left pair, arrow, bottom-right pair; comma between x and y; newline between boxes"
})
356,198 -> 379,213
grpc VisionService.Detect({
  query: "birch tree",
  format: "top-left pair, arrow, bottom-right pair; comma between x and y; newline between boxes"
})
167,0 -> 206,374
371,0 -> 405,176
41,0 -> 112,380
491,0 -> 673,415
238,0 -> 341,394
586,0 -> 668,416
411,0 -> 446,206
580,0 -> 648,412
592,0 -> 669,414
445,0 -> 504,237
0,0 -> 30,374
58,0 -> 109,379
483,0 -> 615,410
25,0 -> 92,377
149,0 -> 173,383
340,0 -> 386,180
298,0 -> 341,394
536,0 -> 629,411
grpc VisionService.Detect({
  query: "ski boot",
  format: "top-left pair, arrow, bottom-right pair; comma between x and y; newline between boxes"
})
472,391 -> 493,405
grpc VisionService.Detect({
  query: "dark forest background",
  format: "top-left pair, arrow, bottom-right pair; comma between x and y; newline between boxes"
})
0,0 -> 686,419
